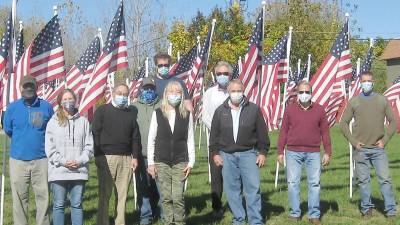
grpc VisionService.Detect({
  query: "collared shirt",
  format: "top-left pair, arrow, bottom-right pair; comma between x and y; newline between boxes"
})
201,85 -> 229,129
228,100 -> 243,143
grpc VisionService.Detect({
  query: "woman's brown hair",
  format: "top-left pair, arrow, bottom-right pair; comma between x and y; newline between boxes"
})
56,89 -> 77,127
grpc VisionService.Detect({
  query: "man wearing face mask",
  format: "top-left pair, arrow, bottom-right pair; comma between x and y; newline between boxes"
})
3,75 -> 54,225
153,53 -> 193,112
132,78 -> 162,224
277,81 -> 331,225
340,71 -> 397,218
92,84 -> 141,225
209,79 -> 269,225
201,61 -> 231,219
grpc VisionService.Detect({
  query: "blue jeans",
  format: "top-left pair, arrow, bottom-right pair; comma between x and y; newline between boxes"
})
354,147 -> 396,216
51,180 -> 85,225
220,149 -> 263,225
136,156 -> 162,224
285,150 -> 321,219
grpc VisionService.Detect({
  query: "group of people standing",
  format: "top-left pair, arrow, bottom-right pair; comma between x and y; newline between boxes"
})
2,50 -> 397,225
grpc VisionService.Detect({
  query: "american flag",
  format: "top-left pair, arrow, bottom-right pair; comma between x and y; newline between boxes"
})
79,1 -> 128,114
169,45 -> 197,82
128,63 -> 146,100
13,26 -> 31,102
185,22 -> 213,96
238,11 -> 263,99
0,13 -> 12,80
104,73 -> 114,104
284,64 -> 307,104
66,36 -> 101,94
30,15 -> 65,84
348,45 -> 374,99
384,74 -> 400,103
46,80 -> 66,110
232,57 -> 243,79
0,14 -> 12,111
311,20 -> 352,123
257,34 -> 289,131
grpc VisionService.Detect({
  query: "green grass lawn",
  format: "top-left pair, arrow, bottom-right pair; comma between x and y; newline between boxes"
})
1,126 -> 400,224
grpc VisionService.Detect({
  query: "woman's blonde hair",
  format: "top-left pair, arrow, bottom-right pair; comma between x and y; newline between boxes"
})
56,89 -> 77,127
161,81 -> 188,119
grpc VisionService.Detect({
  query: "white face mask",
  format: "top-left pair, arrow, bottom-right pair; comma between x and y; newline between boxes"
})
230,92 -> 244,104
298,93 -> 312,103
361,81 -> 373,94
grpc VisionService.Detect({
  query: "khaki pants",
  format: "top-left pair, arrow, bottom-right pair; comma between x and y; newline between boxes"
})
9,158 -> 50,225
95,155 -> 132,225
156,162 -> 187,225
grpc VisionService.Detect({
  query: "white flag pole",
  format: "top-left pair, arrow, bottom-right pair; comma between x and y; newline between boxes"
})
275,26 -> 293,189
306,54 -> 311,81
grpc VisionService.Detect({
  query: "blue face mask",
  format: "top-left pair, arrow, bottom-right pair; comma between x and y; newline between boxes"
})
139,89 -> 157,104
114,95 -> 128,107
216,75 -> 230,87
158,66 -> 170,78
167,94 -> 182,107
361,81 -> 373,94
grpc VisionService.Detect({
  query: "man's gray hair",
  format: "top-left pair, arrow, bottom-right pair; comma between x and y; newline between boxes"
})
112,83 -> 129,93
214,61 -> 233,74
297,80 -> 312,92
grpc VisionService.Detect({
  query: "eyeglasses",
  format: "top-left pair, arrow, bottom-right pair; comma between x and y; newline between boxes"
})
298,91 -> 311,94
216,72 -> 230,76
157,64 -> 170,68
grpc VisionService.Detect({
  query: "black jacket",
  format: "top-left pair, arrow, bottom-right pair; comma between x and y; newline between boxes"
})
209,98 -> 269,155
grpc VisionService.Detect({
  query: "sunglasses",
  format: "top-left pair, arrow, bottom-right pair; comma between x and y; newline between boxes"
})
298,91 -> 311,94
157,64 -> 170,68
216,72 -> 230,76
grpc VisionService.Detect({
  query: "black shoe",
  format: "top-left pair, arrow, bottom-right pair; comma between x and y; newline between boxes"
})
362,209 -> 373,218
386,214 -> 396,219
212,209 -> 224,219
288,216 -> 300,222
308,218 -> 321,225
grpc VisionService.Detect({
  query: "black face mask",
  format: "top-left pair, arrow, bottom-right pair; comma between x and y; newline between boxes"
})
21,87 -> 37,105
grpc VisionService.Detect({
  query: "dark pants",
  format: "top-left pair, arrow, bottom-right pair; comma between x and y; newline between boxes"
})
209,151 -> 223,211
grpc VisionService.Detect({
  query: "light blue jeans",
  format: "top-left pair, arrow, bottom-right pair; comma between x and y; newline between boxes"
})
51,180 -> 85,225
285,150 -> 321,219
354,147 -> 396,216
220,149 -> 263,225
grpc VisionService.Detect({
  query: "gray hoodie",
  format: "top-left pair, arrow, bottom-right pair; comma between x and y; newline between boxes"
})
45,112 -> 94,182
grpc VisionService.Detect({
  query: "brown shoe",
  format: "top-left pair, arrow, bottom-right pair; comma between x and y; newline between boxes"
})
288,216 -> 300,222
309,218 -> 321,225
362,209 -> 373,218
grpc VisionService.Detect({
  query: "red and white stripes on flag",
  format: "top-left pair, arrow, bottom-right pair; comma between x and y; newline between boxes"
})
311,21 -> 352,113
30,15 -> 65,84
325,81 -> 346,126
13,43 -> 32,101
46,81 -> 65,110
239,12 -> 263,99
79,2 -> 128,114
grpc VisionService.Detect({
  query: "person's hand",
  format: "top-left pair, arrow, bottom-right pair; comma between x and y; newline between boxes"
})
131,158 -> 138,171
183,165 -> 192,180
213,154 -> 223,167
375,139 -> 385,149
65,160 -> 78,169
322,154 -> 331,166
147,165 -> 157,179
277,154 -> 284,165
355,142 -> 365,151
256,154 -> 266,167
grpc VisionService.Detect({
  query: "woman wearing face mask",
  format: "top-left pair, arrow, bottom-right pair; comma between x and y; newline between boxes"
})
147,81 -> 195,225
45,89 -> 94,225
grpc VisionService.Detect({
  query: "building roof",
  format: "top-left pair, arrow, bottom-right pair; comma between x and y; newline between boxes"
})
380,39 -> 400,60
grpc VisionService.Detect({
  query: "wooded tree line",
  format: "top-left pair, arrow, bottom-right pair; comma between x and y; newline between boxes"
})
0,0 -> 390,93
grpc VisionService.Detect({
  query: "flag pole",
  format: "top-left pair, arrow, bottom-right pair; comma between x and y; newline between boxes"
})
306,54 -> 311,81
297,59 -> 301,76
168,42 -> 172,56
145,57 -> 149,78
1,0 -> 17,224
256,1 -> 266,106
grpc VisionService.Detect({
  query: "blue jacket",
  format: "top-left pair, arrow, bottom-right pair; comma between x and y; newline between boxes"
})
4,98 -> 54,160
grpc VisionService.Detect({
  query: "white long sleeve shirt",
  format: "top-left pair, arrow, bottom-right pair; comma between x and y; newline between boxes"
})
147,110 -> 195,168
201,85 -> 229,130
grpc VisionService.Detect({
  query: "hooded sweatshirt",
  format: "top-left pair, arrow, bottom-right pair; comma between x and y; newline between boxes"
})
45,112 -> 94,182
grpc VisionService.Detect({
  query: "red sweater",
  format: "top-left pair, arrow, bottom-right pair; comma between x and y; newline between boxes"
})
277,102 -> 332,155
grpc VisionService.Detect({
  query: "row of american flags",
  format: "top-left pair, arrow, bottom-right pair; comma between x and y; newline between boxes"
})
0,1 -> 399,130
